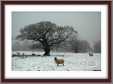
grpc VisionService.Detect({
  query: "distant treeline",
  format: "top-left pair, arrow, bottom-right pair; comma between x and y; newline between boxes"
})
12,39 -> 101,53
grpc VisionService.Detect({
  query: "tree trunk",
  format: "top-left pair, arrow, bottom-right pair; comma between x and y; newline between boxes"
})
43,47 -> 50,56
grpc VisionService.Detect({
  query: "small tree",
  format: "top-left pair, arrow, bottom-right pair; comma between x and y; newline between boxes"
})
78,40 -> 90,52
93,40 -> 101,53
16,21 -> 76,56
70,39 -> 90,53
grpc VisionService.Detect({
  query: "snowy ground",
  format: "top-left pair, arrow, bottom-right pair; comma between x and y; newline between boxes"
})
12,51 -> 101,71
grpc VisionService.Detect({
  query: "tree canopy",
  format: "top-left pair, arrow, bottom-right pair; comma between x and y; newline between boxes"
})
16,21 -> 77,56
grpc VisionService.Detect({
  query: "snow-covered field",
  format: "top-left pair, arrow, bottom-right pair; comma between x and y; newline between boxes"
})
12,51 -> 101,71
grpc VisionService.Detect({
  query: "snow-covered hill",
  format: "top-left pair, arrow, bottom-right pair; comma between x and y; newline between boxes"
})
12,51 -> 101,71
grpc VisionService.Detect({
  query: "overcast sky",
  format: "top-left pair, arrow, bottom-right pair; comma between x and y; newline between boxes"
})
12,12 -> 101,46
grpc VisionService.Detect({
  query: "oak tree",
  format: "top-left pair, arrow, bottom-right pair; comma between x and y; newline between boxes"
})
16,21 -> 76,56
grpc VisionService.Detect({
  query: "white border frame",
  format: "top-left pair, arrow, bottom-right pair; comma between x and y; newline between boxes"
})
5,5 -> 108,79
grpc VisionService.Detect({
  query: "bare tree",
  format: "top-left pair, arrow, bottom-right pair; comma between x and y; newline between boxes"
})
16,21 -> 77,56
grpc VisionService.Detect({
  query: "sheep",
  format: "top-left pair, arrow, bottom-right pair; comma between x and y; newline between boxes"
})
32,53 -> 36,56
12,54 -> 16,57
54,57 -> 64,66
89,51 -> 93,56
